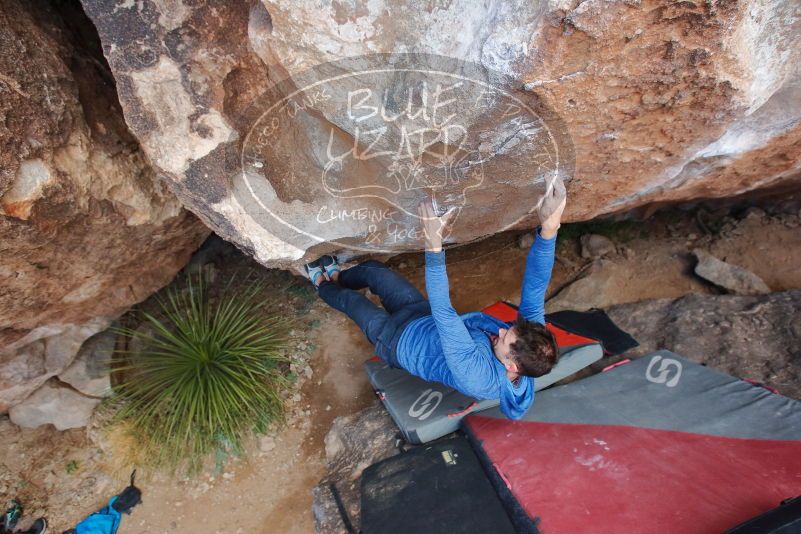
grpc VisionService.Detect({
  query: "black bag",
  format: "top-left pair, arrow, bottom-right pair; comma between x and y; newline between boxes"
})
111,470 -> 141,514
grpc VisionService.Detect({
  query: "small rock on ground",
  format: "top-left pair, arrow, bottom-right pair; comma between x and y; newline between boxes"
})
518,232 -> 535,249
259,436 -> 276,452
580,234 -> 616,259
693,249 -> 771,295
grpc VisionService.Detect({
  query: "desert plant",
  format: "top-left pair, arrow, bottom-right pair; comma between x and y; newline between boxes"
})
557,218 -> 643,245
65,460 -> 79,474
113,275 -> 290,472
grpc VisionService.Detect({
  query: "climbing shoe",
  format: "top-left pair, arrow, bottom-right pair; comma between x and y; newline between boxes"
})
319,255 -> 340,281
304,259 -> 327,288
2,500 -> 22,532
17,518 -> 46,534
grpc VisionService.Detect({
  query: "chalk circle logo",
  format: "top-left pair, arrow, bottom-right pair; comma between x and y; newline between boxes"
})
645,355 -> 683,387
237,53 -> 574,254
408,388 -> 444,421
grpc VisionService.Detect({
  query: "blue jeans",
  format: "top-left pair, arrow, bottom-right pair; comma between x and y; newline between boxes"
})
318,260 -> 431,366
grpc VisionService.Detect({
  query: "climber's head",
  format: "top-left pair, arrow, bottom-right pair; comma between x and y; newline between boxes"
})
493,316 -> 559,378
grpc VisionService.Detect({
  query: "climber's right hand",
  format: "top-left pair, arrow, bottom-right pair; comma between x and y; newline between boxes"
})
539,178 -> 566,239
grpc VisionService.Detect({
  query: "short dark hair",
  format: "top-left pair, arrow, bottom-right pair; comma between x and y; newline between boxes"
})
509,316 -> 560,377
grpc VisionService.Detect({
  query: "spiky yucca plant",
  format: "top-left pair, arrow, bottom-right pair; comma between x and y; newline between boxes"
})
114,276 -> 289,472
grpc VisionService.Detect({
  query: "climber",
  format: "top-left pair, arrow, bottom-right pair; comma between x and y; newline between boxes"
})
305,181 -> 566,420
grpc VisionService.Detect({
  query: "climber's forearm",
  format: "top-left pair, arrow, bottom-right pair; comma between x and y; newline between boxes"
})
540,222 -> 560,240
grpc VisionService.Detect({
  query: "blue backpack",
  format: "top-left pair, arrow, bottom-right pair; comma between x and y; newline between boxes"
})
67,471 -> 141,534
72,497 -> 122,534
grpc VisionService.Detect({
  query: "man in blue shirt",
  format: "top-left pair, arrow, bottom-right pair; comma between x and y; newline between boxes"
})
306,182 -> 566,419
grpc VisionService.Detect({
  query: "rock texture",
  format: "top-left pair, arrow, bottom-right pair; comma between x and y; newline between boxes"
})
580,234 -> 616,259
312,403 -> 398,534
57,330 -> 115,398
692,249 -> 771,295
9,380 -> 102,430
79,0 -> 801,265
0,1 -> 209,413
546,259 -> 617,312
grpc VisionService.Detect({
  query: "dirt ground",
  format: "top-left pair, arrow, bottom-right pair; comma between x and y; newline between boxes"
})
1,206 -> 800,533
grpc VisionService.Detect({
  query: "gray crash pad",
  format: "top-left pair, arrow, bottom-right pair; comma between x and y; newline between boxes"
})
364,340 -> 603,444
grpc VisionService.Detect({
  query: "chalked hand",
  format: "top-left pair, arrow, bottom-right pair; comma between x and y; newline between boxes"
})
418,199 -> 457,253
538,177 -> 566,239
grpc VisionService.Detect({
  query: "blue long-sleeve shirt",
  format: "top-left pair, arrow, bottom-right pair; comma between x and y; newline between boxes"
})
396,228 -> 557,419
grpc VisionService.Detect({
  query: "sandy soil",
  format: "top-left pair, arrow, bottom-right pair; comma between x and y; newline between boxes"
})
1,206 -> 800,533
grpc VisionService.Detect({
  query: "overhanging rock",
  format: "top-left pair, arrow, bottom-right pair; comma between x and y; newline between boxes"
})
81,0 -> 801,266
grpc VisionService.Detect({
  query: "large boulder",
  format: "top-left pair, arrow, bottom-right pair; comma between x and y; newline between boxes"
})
0,0 -> 209,413
8,380 -> 101,431
79,0 -> 801,266
312,403 -> 398,534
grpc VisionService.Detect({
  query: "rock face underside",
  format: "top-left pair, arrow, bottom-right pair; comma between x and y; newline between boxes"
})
80,0 -> 801,265
0,0 -> 209,413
